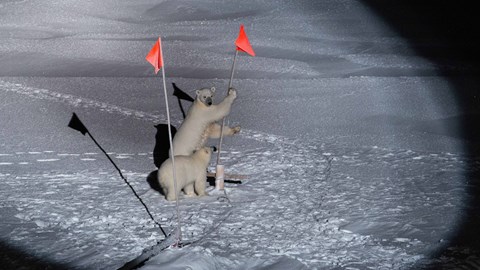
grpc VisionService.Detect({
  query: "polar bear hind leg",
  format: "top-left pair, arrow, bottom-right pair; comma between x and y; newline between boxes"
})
194,174 -> 207,196
206,123 -> 241,139
165,190 -> 176,201
160,181 -> 177,201
183,183 -> 196,197
158,169 -> 183,201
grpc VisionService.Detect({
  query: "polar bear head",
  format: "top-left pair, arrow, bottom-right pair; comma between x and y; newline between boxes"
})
195,87 -> 216,107
193,146 -> 214,165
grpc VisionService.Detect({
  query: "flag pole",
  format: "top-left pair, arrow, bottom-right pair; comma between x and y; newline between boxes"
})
216,49 -> 238,167
158,37 -> 182,245
215,24 -> 254,189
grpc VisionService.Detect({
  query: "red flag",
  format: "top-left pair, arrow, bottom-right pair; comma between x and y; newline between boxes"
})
146,37 -> 163,74
235,25 -> 255,57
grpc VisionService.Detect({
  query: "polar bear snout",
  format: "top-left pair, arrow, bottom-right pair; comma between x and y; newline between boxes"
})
205,97 -> 212,106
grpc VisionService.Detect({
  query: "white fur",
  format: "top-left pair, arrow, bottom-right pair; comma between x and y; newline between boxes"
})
172,87 -> 238,156
158,147 -> 212,201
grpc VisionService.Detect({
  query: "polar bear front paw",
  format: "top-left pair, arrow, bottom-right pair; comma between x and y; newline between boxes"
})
166,193 -> 177,201
228,87 -> 237,98
232,126 -> 241,134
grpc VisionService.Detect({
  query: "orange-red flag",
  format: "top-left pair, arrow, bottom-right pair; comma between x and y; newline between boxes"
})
235,25 -> 255,57
146,37 -> 163,74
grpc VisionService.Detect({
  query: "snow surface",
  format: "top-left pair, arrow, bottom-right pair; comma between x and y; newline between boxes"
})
1,0 -> 479,269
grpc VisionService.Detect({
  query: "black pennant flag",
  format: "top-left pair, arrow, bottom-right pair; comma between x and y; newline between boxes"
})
172,83 -> 194,102
68,113 -> 89,135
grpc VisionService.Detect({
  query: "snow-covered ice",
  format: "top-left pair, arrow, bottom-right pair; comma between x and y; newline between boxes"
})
1,0 -> 479,269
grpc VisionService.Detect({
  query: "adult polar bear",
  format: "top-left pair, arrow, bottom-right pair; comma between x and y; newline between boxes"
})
172,86 -> 239,156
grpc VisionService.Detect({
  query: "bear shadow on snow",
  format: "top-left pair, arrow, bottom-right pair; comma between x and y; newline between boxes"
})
146,170 -> 164,195
153,124 -> 177,168
146,123 -> 176,195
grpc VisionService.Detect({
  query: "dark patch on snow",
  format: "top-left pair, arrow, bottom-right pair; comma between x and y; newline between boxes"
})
0,241 -> 70,270
361,0 -> 480,267
146,170 -> 163,195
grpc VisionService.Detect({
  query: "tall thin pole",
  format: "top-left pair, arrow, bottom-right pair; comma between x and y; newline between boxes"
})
216,50 -> 239,166
159,38 -> 182,244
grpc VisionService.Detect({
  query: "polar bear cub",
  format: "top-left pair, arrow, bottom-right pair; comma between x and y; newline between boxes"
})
158,146 -> 212,201
172,87 -> 239,156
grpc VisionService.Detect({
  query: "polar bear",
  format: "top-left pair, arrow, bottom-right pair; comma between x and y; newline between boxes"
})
158,147 -> 212,201
172,87 -> 240,156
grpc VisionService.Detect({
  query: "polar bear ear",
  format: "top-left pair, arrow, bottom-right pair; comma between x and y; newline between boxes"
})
210,87 -> 216,93
195,90 -> 200,96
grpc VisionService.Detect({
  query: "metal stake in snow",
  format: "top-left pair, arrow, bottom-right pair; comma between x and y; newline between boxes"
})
67,113 -> 167,238
215,24 -> 255,188
146,37 -> 182,245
